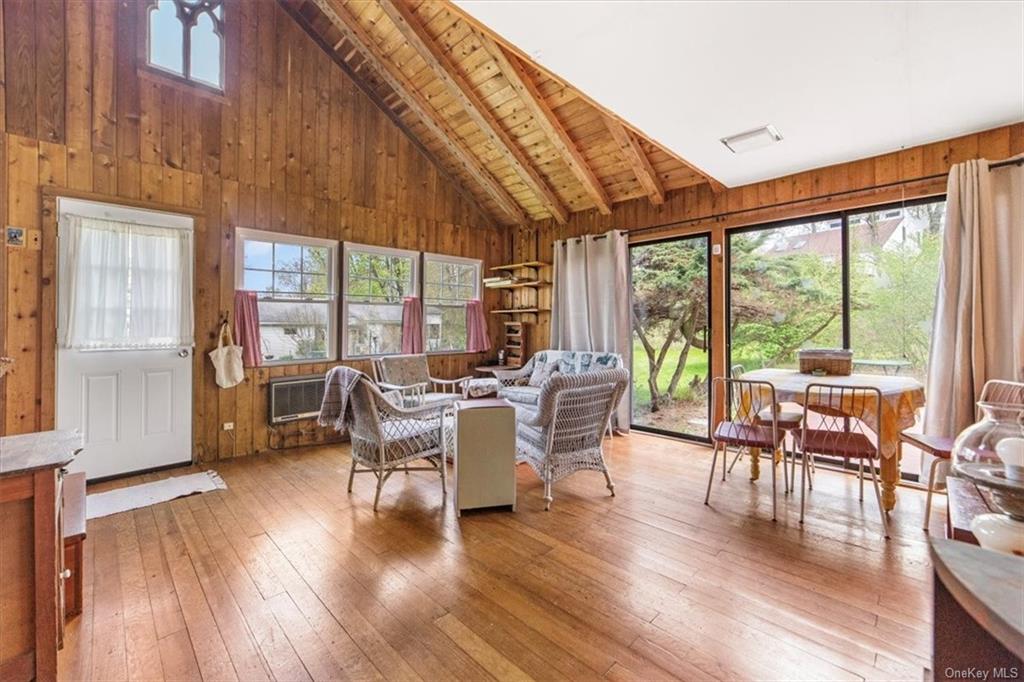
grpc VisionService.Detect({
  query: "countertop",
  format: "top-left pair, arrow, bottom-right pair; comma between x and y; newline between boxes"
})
0,429 -> 82,478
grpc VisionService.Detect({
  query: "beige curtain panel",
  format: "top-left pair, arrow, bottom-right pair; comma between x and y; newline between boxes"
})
551,229 -> 632,431
924,157 -> 1024,441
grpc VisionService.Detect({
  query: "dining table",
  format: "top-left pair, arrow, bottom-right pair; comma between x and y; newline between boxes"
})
739,368 -> 926,511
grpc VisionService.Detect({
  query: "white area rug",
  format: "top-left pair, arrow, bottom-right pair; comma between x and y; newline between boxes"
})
86,470 -> 227,519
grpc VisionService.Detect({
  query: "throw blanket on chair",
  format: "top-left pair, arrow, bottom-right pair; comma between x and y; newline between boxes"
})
318,366 -> 364,432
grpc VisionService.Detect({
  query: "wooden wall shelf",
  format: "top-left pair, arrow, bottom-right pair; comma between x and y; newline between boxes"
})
486,280 -> 550,290
488,261 -> 551,364
490,308 -> 546,314
489,261 -> 551,271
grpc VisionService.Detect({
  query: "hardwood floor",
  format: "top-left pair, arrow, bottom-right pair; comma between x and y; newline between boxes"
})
61,434 -> 940,681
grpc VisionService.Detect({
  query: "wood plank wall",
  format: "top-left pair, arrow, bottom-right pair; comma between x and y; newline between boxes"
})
0,0 -> 507,460
513,123 -> 1024,419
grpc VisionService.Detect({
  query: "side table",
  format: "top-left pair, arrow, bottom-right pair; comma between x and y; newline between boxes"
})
454,399 -> 516,516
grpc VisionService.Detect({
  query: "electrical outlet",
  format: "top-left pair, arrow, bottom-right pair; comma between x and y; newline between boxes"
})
223,422 -> 234,431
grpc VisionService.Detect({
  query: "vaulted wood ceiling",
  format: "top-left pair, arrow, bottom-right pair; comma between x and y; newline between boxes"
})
280,0 -> 722,226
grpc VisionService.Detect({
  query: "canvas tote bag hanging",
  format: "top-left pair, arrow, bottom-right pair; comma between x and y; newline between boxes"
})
209,322 -> 244,389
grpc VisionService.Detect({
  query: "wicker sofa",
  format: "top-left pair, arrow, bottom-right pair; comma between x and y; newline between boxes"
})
492,350 -> 624,412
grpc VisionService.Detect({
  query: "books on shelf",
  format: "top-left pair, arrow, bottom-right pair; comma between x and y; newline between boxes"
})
483,275 -> 520,288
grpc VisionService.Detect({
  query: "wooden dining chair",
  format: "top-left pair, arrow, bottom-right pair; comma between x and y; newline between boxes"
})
706,377 -> 787,521
796,383 -> 889,539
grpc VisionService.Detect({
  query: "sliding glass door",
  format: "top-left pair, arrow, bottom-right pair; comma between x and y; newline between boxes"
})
726,197 -> 947,476
847,202 -> 946,383
630,234 -> 711,441
727,216 -> 844,371
726,197 -> 945,378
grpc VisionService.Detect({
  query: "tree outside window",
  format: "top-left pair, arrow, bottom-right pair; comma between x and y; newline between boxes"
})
343,246 -> 417,357
236,229 -> 337,363
423,255 -> 480,353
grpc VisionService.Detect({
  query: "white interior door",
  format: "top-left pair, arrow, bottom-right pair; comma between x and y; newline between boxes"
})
56,198 -> 194,480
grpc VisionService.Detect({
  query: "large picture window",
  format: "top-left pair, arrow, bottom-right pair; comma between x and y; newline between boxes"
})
727,197 -> 946,382
727,198 -> 947,477
423,254 -> 481,353
235,229 -> 337,363
343,244 -> 418,358
728,216 -> 844,371
146,0 -> 225,91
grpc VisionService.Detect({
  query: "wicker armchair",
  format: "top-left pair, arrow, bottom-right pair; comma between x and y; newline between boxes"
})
516,368 -> 629,510
371,354 -> 470,407
346,373 -> 453,511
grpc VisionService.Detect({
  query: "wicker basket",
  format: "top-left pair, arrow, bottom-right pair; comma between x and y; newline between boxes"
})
797,349 -> 853,376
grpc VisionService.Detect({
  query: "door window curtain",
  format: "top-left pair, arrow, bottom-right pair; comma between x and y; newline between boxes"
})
924,157 -> 1024,445
58,214 -> 194,350
551,229 -> 631,431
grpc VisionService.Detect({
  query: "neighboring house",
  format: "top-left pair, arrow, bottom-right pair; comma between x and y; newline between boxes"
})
762,214 -> 905,261
344,304 -> 443,357
259,301 -> 330,361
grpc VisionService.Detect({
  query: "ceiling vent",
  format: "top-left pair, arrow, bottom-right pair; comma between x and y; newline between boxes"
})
720,125 -> 783,154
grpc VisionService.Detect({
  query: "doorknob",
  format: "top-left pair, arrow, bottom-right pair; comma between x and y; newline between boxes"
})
178,349 -> 190,358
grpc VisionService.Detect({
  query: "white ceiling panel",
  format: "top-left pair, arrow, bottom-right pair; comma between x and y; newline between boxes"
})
456,1 -> 1024,187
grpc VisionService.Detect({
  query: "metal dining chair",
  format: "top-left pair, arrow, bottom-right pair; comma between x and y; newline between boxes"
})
906,378 -> 1024,532
727,365 -> 803,486
979,379 -> 1024,408
706,377 -> 788,521
796,383 -> 889,539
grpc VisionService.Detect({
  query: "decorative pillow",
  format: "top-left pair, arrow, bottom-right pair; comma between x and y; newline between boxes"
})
558,358 -> 578,375
528,360 -> 558,387
578,353 -> 594,373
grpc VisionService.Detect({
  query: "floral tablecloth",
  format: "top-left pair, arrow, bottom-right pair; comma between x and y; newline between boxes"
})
739,368 -> 925,458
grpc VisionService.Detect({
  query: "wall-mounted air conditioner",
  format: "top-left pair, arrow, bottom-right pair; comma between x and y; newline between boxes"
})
268,374 -> 325,424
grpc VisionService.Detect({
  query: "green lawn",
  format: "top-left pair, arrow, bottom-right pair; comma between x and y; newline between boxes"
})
630,339 -> 765,408
631,340 -> 708,407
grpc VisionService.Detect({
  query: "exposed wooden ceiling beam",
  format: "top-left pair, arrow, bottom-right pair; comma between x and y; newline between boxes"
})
278,0 -> 499,225
309,0 -> 529,225
471,32 -> 613,216
445,1 -> 726,196
377,0 -> 568,225
605,117 -> 665,205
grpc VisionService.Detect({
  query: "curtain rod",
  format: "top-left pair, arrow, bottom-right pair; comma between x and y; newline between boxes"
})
547,158 -> 1019,243
990,157 -> 1023,170
624,172 -> 949,238
559,229 -> 625,244
624,157 -> 1021,239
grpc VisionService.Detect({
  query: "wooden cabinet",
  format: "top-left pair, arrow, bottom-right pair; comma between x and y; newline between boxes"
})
0,431 -> 81,682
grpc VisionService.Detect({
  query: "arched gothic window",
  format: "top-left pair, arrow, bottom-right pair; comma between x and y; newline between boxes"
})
146,0 -> 225,91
